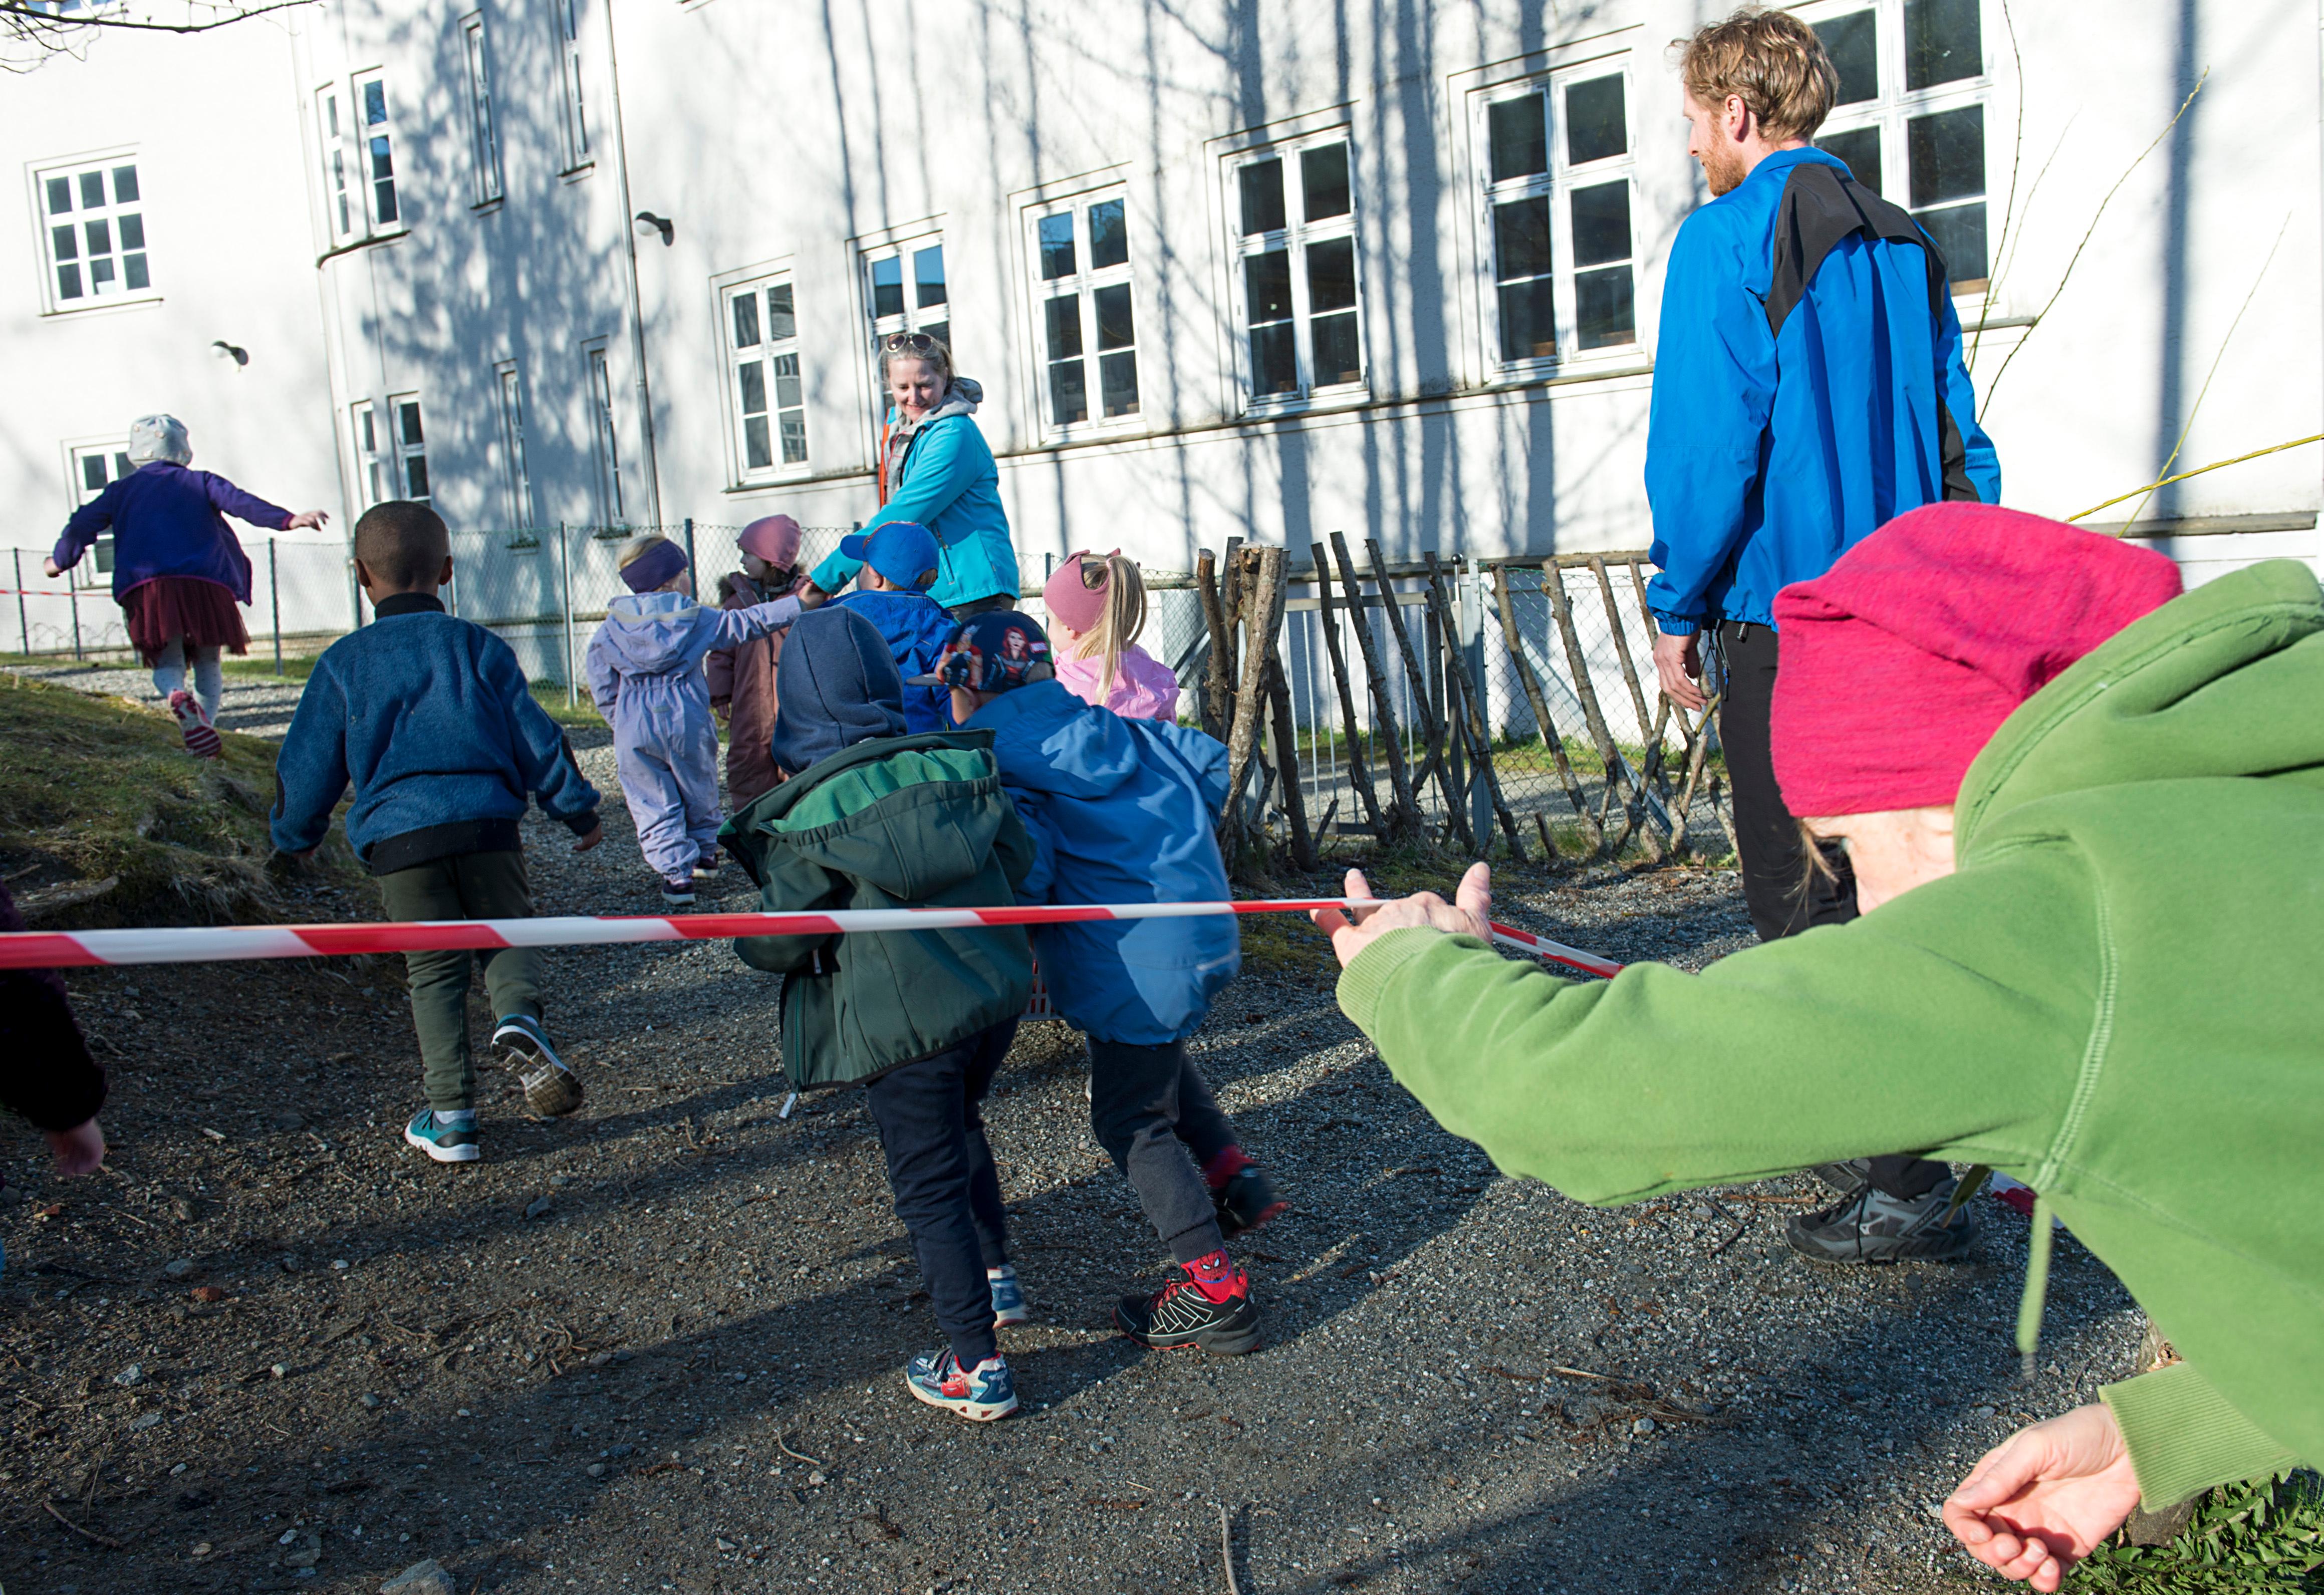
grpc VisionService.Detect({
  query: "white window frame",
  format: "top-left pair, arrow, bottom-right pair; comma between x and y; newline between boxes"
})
1222,129 -> 1367,414
63,438 -> 133,587
718,270 -> 812,487
582,343 -> 628,527
1802,0 -> 1993,294
461,15 -> 503,207
554,0 -> 593,174
1469,61 -> 1642,377
494,362 -> 535,529
387,393 -> 429,502
861,232 -> 951,435
353,71 -> 402,233
30,150 -> 157,314
1023,186 -> 1142,440
315,83 -> 357,242
350,400 -> 386,507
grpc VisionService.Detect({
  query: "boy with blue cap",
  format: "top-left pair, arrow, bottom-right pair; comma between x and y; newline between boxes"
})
830,521 -> 955,734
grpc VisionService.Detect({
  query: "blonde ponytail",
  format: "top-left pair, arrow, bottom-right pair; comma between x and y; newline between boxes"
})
1078,554 -> 1147,692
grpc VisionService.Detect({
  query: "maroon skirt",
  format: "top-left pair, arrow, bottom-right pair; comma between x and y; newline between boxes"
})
121,577 -> 250,666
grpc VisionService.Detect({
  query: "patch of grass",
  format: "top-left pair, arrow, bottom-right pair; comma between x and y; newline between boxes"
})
2071,1474 -> 2324,1593
0,671 -> 361,927
529,679 -> 605,730
221,652 -> 320,681
1236,903 -> 1342,981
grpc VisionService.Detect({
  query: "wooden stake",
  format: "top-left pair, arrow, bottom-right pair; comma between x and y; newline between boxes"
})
1329,532 -> 1423,843
1264,649 -> 1319,870
1197,548 -> 1233,744
1540,565 -> 1661,847
1309,541 -> 1386,842
1366,537 -> 1470,851
1489,566 -> 1604,854
1590,556 -> 1657,757
1221,548 -> 1287,866
1424,553 -> 1525,862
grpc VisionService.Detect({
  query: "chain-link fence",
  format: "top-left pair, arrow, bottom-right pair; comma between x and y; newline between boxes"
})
2,538 -> 356,666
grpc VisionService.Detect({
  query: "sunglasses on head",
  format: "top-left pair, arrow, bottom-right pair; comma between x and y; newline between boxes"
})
883,333 -> 940,354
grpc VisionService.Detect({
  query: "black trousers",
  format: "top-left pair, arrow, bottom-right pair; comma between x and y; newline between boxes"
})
1088,1038 -> 1236,1265
862,1019 -> 1017,1366
1716,621 -> 1948,1205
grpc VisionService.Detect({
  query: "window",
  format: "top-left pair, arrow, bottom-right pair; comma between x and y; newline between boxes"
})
1227,134 -> 1364,405
389,394 -> 430,501
863,236 -> 949,430
584,348 -> 626,525
556,0 -> 591,171
351,401 -> 385,506
317,85 -> 355,240
1810,0 -> 1990,289
355,74 -> 400,229
1029,192 -> 1140,431
1474,68 -> 1638,369
724,276 -> 809,481
36,157 -> 152,311
495,363 -> 534,527
462,16 -> 502,205
320,75 -> 401,241
65,441 -> 132,582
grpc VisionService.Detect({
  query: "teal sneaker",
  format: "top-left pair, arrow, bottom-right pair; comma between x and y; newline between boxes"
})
493,1015 -> 584,1117
903,1349 -> 1017,1422
403,1107 -> 479,1164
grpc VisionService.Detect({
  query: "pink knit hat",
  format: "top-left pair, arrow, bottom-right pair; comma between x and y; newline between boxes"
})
1042,550 -> 1118,633
738,514 -> 802,568
1769,504 -> 2183,817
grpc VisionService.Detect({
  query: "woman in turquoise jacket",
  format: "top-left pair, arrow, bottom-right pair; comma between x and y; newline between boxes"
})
807,334 -> 1020,616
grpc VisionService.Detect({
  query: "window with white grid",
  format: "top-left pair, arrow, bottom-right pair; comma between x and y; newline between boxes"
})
1473,64 -> 1639,371
355,74 -> 400,229
35,156 -> 153,312
351,401 -> 386,506
1226,133 -> 1365,408
863,235 -> 950,435
723,276 -> 810,483
389,394 -> 430,502
318,75 -> 402,242
583,348 -> 625,525
555,0 -> 592,172
1806,0 -> 1991,290
1028,190 -> 1140,435
495,363 -> 534,528
65,440 -> 132,584
462,15 -> 503,206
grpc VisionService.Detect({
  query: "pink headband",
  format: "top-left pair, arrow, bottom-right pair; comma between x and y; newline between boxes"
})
1042,550 -> 1119,633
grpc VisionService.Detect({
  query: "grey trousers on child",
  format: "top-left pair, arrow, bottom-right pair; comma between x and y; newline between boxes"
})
1087,1038 -> 1235,1265
377,850 -> 544,1111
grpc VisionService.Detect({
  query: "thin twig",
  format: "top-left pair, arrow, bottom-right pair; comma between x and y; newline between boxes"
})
2068,433 -> 2324,524
0,0 -> 317,36
1217,1502 -> 1240,1595
1965,0 -> 2024,375
45,1499 -> 124,1547
776,1436 -> 824,1468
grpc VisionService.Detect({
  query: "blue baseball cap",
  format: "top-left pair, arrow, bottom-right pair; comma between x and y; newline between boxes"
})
906,610 -> 1054,694
838,521 -> 941,591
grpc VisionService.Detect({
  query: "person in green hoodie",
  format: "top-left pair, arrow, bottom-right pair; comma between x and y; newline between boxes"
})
1314,505 -> 2321,1591
719,606 -> 1038,1423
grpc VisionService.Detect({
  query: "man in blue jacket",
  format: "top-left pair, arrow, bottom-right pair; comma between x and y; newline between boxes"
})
1644,9 -> 1999,1262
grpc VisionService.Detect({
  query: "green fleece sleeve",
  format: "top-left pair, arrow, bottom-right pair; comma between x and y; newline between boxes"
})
2100,1362 -> 2302,1510
1333,846 -> 2102,1204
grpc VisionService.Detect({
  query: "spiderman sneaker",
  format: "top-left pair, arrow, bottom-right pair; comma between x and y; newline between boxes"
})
903,1349 -> 1017,1422
1115,1252 -> 1263,1356
493,1015 -> 584,1117
988,1265 -> 1030,1328
167,690 -> 222,760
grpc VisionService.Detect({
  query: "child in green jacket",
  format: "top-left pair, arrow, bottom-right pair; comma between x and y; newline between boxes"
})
720,606 -> 1037,1422
1319,506 -> 2322,1592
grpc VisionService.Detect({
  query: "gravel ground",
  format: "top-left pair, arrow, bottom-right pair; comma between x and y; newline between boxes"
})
1,671 -> 2146,1594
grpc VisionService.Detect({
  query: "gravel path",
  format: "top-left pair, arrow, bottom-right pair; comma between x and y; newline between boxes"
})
1,669 -> 2145,1594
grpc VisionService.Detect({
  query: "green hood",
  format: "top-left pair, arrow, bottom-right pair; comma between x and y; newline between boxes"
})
1337,560 -> 2324,1505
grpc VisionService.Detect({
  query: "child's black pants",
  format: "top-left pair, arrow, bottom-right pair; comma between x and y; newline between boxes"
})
1088,1037 -> 1235,1265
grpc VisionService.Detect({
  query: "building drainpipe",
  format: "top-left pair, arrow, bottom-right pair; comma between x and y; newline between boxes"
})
602,0 -> 665,531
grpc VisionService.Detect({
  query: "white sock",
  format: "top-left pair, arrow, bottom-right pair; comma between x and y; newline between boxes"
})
434,1108 -> 476,1129
986,1264 -> 1016,1282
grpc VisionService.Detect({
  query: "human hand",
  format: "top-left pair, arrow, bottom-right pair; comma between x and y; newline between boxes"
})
42,557 -> 64,579
574,822 -> 604,853
285,510 -> 330,532
1310,863 -> 1492,970
798,580 -> 829,610
46,1119 -> 106,1176
1653,631 -> 1706,712
1943,1404 -> 2144,1592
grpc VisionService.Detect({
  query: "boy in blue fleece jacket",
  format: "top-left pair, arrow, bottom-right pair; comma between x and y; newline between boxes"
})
830,522 -> 955,734
272,502 -> 604,1165
929,611 -> 1284,1357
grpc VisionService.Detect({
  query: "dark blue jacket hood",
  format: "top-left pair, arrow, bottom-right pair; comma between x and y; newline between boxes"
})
771,607 -> 908,776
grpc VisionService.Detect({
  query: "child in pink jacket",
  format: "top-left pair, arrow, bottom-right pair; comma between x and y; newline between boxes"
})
1042,551 -> 1179,721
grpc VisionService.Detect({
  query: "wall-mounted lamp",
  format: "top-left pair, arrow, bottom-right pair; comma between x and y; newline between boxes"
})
633,211 -> 674,247
211,340 -> 248,367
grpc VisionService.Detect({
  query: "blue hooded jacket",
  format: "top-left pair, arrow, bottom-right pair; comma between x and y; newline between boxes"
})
1643,147 -> 2001,634
832,588 -> 954,734
52,460 -> 289,603
964,679 -> 1239,1046
808,379 -> 1021,609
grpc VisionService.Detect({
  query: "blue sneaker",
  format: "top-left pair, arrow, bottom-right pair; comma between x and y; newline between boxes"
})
403,1107 -> 479,1164
493,1015 -> 584,1117
903,1349 -> 1017,1422
988,1265 -> 1030,1328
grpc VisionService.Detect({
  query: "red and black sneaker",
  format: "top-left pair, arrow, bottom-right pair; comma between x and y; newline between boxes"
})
1114,1250 -> 1263,1356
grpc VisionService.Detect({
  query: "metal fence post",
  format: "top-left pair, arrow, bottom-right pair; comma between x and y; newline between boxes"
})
269,538 -> 284,675
559,522 -> 578,709
69,572 -> 81,661
682,516 -> 696,591
1464,558 -> 1491,847
13,550 -> 28,656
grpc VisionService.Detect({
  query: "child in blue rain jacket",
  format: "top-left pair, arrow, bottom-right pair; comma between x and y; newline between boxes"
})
830,521 -> 956,734
586,533 -> 807,905
927,610 -> 1288,1360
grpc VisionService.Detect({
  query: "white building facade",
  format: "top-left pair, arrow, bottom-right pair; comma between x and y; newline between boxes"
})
8,0 -> 2318,641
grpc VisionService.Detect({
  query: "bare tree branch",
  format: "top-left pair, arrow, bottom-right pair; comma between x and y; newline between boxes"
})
2,0 -> 314,70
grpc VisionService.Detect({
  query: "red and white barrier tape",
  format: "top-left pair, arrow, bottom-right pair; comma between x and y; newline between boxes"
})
0,898 -> 1622,978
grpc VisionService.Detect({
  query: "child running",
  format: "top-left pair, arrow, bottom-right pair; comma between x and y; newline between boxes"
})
829,521 -> 955,733
721,606 -> 1038,1421
928,611 -> 1284,1356
708,514 -> 805,810
273,502 -> 602,1164
1042,550 -> 1180,721
587,532 -> 808,906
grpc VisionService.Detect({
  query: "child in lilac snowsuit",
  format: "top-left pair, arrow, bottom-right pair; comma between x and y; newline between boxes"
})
587,533 -> 806,906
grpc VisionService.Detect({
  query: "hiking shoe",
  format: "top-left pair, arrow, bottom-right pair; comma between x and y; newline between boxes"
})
661,876 -> 696,907
494,1015 -> 584,1117
902,1349 -> 1018,1422
1214,1164 -> 1287,1238
1115,1256 -> 1263,1356
1784,1176 -> 1976,1265
167,690 -> 222,760
1810,1159 -> 1872,1194
988,1266 -> 1030,1328
403,1107 -> 479,1164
